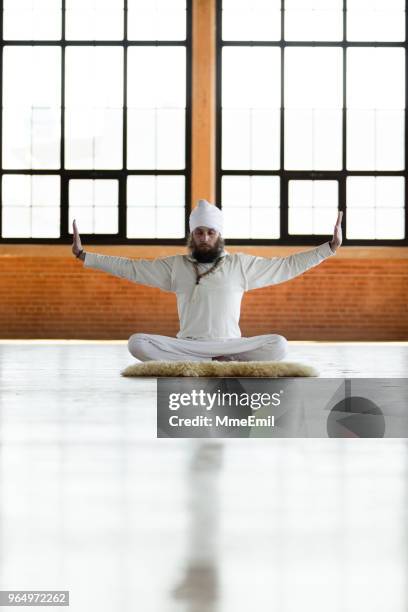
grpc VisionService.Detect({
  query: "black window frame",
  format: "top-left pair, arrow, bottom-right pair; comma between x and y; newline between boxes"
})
0,0 -> 192,245
216,0 -> 408,246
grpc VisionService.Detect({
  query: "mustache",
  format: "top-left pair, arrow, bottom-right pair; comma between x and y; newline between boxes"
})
190,241 -> 224,262
186,233 -> 225,259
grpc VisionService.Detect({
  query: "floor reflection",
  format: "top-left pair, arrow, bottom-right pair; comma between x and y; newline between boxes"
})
171,440 -> 224,612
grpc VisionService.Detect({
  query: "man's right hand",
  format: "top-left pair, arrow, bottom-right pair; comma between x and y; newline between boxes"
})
72,219 -> 84,259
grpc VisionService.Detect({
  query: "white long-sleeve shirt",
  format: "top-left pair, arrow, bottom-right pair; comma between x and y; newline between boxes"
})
83,242 -> 335,340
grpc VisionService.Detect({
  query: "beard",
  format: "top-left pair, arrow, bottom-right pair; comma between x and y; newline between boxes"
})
187,234 -> 225,263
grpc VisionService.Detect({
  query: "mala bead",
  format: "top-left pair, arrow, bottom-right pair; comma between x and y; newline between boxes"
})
192,256 -> 224,285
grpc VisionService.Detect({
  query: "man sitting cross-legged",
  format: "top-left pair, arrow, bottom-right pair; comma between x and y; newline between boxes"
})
72,200 -> 342,362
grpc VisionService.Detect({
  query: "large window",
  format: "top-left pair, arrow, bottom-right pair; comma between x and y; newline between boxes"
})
218,0 -> 407,245
0,0 -> 190,243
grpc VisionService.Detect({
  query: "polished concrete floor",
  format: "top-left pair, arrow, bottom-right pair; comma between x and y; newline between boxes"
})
0,340 -> 407,612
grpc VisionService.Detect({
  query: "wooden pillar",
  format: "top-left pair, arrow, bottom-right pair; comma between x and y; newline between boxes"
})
191,0 -> 216,211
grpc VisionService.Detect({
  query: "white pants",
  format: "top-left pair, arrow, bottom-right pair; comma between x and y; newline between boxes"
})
128,333 -> 289,362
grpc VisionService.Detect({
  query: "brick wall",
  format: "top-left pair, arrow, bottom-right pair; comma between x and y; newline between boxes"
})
0,245 -> 407,340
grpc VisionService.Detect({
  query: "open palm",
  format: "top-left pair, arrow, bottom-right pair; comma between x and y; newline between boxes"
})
72,219 -> 83,257
331,211 -> 343,250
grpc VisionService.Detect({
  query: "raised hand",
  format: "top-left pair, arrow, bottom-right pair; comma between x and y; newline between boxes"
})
72,219 -> 83,257
330,210 -> 343,253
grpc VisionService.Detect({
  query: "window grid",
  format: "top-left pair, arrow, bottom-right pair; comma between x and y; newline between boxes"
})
216,0 -> 408,246
0,0 -> 192,244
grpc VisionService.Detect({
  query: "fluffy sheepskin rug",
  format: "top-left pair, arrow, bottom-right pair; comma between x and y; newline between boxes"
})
121,360 -> 319,378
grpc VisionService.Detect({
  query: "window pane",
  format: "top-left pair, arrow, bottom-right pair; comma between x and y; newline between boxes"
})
222,175 -> 280,238
127,175 -> 156,206
223,47 -> 281,110
347,48 -> 405,171
285,47 -> 342,170
285,0 -> 343,41
348,48 -> 405,109
288,180 -> 338,234
285,109 -> 342,170
347,110 -> 404,171
156,110 -> 185,169
222,175 -> 280,207
347,177 -> 405,208
66,0 -> 124,40
156,207 -> 185,237
289,180 -> 338,207
346,177 -> 405,239
251,207 -> 280,238
127,175 -> 185,237
222,207 -> 251,238
68,179 -> 118,234
128,109 -> 186,170
31,206 -> 60,237
347,0 -> 405,42
127,174 -> 185,206
127,207 -> 156,237
375,208 -> 405,239
127,110 -> 156,169
94,207 -> 118,233
65,47 -> 123,169
222,110 -> 251,170
155,175 -> 185,205
127,206 -> 185,238
127,47 -> 186,169
222,0 -> 281,41
2,175 -> 31,207
2,174 -> 60,238
3,0 -> 62,40
128,0 -> 186,40
2,46 -> 61,169
222,47 -> 281,170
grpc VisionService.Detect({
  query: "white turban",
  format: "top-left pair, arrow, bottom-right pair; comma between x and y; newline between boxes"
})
189,199 -> 223,234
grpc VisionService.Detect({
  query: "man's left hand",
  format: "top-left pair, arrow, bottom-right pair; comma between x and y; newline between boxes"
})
330,210 -> 343,253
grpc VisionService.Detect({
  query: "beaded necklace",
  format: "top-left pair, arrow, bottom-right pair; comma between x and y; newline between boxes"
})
191,256 -> 224,285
